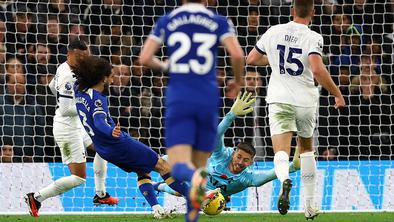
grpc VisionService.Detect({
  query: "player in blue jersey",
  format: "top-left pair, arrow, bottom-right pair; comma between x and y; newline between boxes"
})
155,92 -> 300,202
139,1 -> 244,221
72,55 -> 189,219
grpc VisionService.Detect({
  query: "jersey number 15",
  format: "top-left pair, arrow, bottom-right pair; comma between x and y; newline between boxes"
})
277,44 -> 304,76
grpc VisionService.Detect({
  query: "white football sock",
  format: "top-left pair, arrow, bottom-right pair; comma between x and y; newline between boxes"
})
94,153 -> 107,198
34,175 -> 85,202
274,151 -> 290,183
300,151 -> 316,208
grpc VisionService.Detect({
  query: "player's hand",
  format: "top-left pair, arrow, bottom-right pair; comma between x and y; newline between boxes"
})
112,122 -> 121,138
160,60 -> 169,73
230,91 -> 256,116
334,95 -> 345,109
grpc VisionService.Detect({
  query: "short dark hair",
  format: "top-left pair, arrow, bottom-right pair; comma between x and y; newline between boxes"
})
236,142 -> 256,157
73,55 -> 112,91
293,0 -> 314,18
68,39 -> 88,51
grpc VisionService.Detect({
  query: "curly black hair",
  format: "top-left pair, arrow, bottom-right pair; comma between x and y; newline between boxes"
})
73,56 -> 112,92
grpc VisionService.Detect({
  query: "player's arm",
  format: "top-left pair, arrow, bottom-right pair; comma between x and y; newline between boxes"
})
138,16 -> 169,73
248,163 -> 299,187
222,36 -> 244,87
48,77 -> 56,95
246,31 -> 270,66
93,111 -> 121,138
309,55 -> 345,109
213,92 -> 256,155
246,48 -> 269,66
138,38 -> 169,73
57,75 -> 77,116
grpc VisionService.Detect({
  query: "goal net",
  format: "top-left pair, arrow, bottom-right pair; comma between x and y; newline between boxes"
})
0,0 -> 393,213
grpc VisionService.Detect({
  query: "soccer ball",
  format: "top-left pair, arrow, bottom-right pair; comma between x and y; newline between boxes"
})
202,189 -> 226,216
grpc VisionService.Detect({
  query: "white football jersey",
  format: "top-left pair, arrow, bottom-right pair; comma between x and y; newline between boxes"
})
255,21 -> 322,107
52,62 -> 82,128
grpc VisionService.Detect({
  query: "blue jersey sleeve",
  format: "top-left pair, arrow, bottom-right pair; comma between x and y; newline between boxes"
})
149,16 -> 167,44
211,111 -> 237,159
216,16 -> 236,43
92,96 -> 114,137
93,112 -> 113,137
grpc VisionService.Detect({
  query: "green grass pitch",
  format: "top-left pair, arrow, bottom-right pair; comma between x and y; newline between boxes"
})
1,212 -> 393,222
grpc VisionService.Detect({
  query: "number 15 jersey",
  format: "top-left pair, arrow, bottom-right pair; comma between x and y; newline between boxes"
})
255,21 -> 323,107
149,3 -> 235,107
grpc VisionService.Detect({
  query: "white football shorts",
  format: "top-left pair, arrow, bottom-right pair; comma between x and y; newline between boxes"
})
53,121 -> 93,164
268,103 -> 317,138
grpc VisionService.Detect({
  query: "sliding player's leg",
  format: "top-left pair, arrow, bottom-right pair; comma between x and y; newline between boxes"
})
25,129 -> 87,217
154,157 -> 189,197
137,172 -> 172,219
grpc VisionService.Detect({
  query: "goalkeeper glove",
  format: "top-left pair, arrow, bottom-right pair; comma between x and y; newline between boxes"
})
230,91 -> 256,116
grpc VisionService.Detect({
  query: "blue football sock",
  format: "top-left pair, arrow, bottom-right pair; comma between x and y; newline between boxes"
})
161,173 -> 189,196
172,163 -> 195,183
138,177 -> 159,207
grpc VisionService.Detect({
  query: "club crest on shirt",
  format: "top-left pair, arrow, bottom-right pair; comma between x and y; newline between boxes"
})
94,99 -> 103,108
65,82 -> 72,90
318,40 -> 323,49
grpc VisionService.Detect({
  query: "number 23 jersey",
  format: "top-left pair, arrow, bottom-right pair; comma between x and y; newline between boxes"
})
255,21 -> 323,107
149,3 -> 235,107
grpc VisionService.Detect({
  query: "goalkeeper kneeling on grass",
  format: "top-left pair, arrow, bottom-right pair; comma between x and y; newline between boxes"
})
154,91 -> 301,215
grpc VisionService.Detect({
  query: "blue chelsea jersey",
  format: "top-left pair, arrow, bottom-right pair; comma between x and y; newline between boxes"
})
74,86 -> 129,155
149,3 -> 235,106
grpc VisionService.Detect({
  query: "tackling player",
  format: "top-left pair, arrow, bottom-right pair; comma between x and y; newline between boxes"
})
139,0 -> 244,221
155,91 -> 300,202
24,40 -> 118,218
73,55 -> 189,219
247,0 -> 345,219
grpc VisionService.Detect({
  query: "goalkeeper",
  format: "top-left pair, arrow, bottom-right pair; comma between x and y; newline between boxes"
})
155,91 -> 300,199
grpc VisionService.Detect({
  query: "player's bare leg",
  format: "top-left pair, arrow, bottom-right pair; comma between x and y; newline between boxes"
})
184,150 -> 210,220
298,137 -> 319,220
167,145 -> 205,222
154,157 -> 188,197
25,163 -> 86,217
190,150 -> 210,208
272,132 -> 293,215
91,152 -> 119,206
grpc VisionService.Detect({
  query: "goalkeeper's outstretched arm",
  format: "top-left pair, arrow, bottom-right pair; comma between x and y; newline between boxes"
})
213,92 -> 256,157
249,148 -> 301,187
